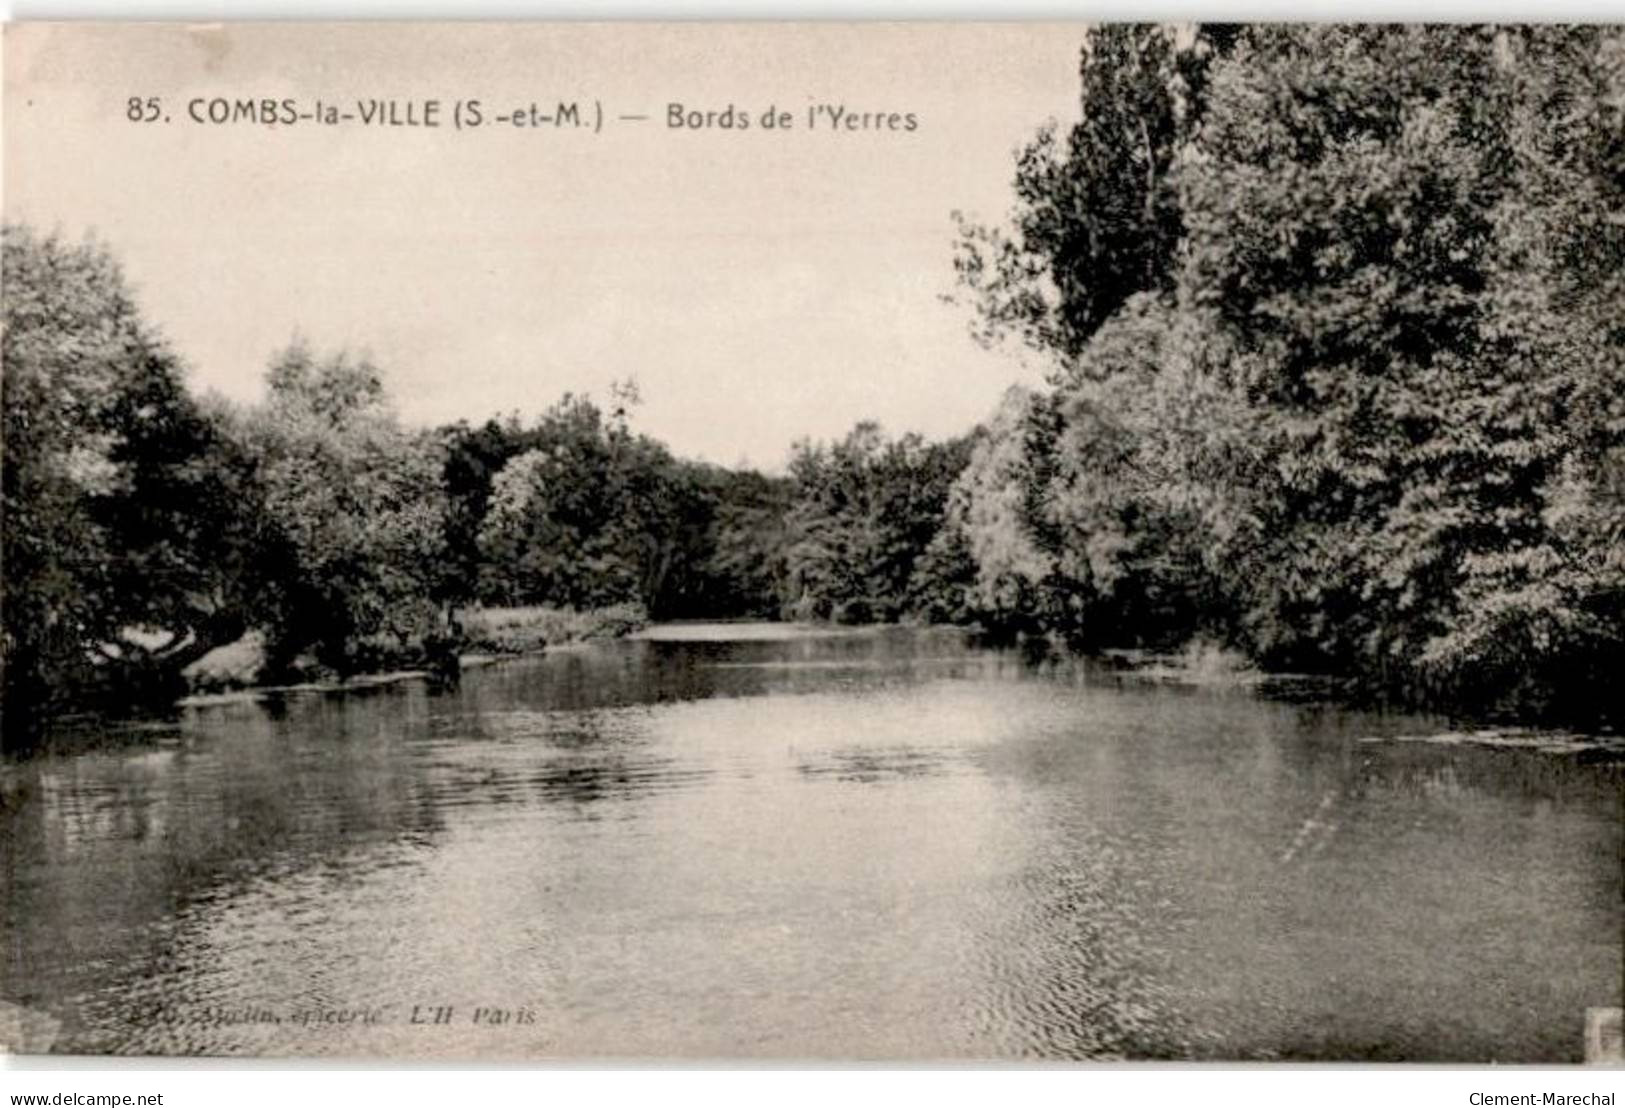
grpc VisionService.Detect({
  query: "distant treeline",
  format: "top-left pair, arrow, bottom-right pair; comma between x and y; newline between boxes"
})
3,24 -> 1622,736
0,220 -> 971,724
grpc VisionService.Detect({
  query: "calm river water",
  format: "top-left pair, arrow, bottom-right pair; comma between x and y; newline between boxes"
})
2,624 -> 1620,1061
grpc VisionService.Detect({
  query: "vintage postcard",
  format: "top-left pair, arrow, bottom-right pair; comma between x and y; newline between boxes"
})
1,22 -> 1621,1063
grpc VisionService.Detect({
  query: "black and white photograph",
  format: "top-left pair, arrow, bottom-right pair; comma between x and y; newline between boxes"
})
1,20 -> 1622,1068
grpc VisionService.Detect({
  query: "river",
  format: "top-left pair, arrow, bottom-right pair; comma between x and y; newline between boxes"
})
2,624 -> 1619,1060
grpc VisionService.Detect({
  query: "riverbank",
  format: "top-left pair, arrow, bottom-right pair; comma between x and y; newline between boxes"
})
177,603 -> 647,707
460,602 -> 645,654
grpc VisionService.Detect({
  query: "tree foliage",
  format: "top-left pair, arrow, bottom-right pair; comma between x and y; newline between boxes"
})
781,423 -> 975,623
1,226 -> 265,717
949,24 -> 1625,719
6,23 -> 1621,733
239,342 -> 450,676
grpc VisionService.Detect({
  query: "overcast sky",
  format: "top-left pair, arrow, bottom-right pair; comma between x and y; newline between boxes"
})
5,23 -> 1082,469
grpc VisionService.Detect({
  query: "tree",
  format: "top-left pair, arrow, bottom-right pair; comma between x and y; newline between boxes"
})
243,342 -> 450,675
951,24 -> 1230,365
471,392 -> 709,616
935,388 -> 1070,633
1179,25 -> 1625,705
947,24 -> 1625,719
441,413 -> 542,608
781,422 -> 974,623
689,466 -> 794,619
1,225 -> 262,730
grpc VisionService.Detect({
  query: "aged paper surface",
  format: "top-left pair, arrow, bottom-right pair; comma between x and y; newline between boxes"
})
2,23 -> 1622,1062
4,22 -> 1078,465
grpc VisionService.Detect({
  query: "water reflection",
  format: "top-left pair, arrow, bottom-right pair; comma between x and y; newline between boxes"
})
1,626 -> 1619,1060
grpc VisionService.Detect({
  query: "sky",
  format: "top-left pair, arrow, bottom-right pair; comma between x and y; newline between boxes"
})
4,23 -> 1083,469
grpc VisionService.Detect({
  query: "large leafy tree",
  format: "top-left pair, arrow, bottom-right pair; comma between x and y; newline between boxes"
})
1180,25 -> 1625,704
242,342 -> 450,675
781,423 -> 973,623
441,413 -> 545,611
932,389 -> 1069,632
952,24 -> 1231,364
948,24 -> 1625,717
473,392 -> 704,615
1,226 -> 263,727
665,463 -> 793,620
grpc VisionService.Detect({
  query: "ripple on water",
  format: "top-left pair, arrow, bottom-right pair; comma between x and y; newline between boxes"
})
5,624 -> 1620,1061
1358,728 -> 1625,758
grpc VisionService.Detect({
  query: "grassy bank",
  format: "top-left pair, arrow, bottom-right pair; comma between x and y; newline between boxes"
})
181,603 -> 647,697
459,603 -> 647,655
